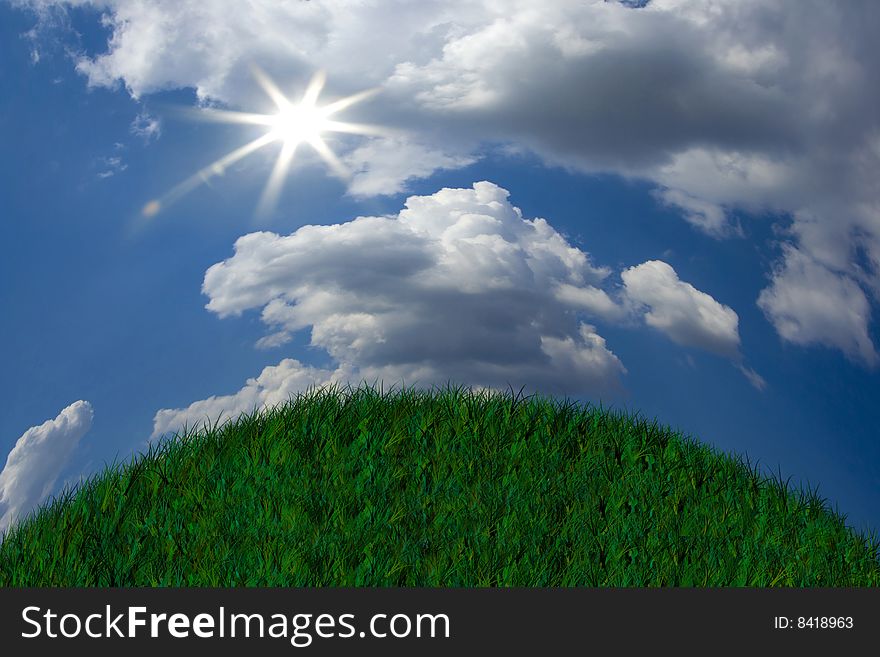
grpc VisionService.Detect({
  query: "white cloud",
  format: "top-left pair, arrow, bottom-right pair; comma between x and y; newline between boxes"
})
152,359 -> 341,438
156,181 -> 783,436
96,155 -> 127,179
254,330 -> 293,350
621,260 -> 740,359
154,181 -> 627,436
344,137 -> 477,198
20,0 -> 880,362
653,187 -> 739,238
552,282 -> 626,321
0,400 -> 93,535
621,260 -> 765,387
737,364 -> 767,392
757,245 -> 878,366
130,110 -> 161,142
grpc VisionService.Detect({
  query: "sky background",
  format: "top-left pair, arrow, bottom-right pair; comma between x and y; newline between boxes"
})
2,0 -> 880,539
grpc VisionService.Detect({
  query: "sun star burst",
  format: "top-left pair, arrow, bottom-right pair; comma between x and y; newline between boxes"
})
142,67 -> 383,218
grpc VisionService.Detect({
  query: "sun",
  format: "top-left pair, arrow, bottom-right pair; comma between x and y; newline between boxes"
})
268,103 -> 330,147
142,67 -> 384,218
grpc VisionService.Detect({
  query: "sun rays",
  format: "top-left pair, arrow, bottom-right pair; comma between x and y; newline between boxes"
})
141,68 -> 383,219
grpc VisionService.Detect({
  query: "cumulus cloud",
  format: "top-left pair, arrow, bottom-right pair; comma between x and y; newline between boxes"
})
653,188 -> 739,238
621,260 -> 765,387
152,360 -> 341,438
0,400 -> 93,535
757,246 -> 879,366
621,260 -> 741,358
153,182 -> 627,436
20,0 -> 880,362
343,137 -> 477,198
553,283 -> 627,322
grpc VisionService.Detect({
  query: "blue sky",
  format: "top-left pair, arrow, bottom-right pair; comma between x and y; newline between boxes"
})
2,0 -> 880,539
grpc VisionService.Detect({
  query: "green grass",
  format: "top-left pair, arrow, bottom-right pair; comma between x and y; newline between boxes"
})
1,383 -> 878,586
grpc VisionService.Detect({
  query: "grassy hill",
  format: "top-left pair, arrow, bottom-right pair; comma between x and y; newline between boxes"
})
1,384 -> 878,586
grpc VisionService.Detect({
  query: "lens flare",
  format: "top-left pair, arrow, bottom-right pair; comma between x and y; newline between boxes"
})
142,67 -> 384,219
